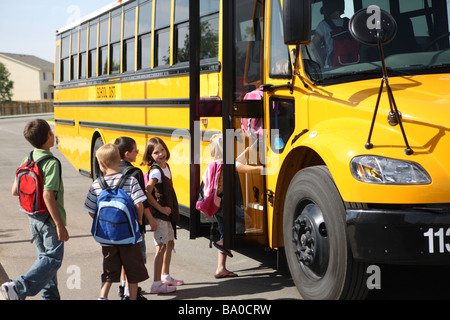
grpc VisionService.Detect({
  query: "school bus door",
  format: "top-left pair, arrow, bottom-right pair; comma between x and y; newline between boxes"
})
223,0 -> 269,248
189,0 -> 269,249
230,101 -> 268,247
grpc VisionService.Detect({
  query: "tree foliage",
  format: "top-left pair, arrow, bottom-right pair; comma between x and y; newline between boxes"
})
0,62 -> 14,103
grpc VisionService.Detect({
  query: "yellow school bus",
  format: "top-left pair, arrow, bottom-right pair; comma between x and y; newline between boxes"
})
54,0 -> 450,299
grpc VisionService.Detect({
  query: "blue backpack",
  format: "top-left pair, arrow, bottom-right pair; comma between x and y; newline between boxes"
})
91,175 -> 140,245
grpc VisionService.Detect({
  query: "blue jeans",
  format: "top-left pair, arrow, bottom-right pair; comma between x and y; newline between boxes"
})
216,213 -> 224,240
13,214 -> 64,300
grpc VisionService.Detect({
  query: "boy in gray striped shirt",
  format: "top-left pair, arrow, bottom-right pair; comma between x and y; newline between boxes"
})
85,143 -> 149,300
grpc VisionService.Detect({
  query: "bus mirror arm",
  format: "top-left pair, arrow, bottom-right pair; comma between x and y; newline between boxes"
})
364,30 -> 414,156
261,83 -> 293,93
292,45 -> 310,90
349,8 -> 413,156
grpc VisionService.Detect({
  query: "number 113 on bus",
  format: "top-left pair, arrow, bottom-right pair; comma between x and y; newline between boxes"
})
423,228 -> 450,254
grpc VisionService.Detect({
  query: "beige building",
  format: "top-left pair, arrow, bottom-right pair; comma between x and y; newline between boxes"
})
0,53 -> 54,101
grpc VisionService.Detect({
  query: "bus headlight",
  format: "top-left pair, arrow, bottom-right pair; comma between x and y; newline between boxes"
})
350,156 -> 431,185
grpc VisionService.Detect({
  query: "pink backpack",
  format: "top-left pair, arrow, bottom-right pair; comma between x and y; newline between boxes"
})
196,161 -> 222,216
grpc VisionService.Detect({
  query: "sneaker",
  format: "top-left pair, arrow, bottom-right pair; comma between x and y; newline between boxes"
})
137,287 -> 147,300
161,275 -> 184,286
1,281 -> 19,300
150,283 -> 176,294
118,285 -> 125,298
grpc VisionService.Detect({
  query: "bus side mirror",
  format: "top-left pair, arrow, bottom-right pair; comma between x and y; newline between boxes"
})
349,7 -> 397,47
283,0 -> 312,45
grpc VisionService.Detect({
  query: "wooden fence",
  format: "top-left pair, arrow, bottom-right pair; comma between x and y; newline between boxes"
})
0,101 -> 54,116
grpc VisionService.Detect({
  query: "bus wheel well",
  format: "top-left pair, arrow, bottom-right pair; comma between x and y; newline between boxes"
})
90,132 -> 103,180
273,147 -> 325,249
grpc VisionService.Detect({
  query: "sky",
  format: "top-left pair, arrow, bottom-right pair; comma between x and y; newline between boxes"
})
0,1 -> 114,63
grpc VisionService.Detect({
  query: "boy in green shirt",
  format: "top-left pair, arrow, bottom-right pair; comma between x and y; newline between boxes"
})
1,119 -> 69,300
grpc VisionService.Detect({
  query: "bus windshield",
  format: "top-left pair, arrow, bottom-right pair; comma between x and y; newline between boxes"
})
302,0 -> 450,85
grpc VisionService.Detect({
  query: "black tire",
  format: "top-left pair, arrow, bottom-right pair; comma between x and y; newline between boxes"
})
91,136 -> 104,180
283,166 -> 368,300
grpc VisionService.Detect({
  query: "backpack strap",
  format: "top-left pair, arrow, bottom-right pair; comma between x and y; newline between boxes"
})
325,17 -> 350,33
122,166 -> 140,178
324,18 -> 337,30
28,151 -> 56,167
212,162 -> 218,190
29,151 -> 63,198
343,17 -> 350,30
151,163 -> 172,173
150,164 -> 165,184
98,174 -> 129,191
116,174 -> 129,190
26,151 -> 34,166
98,174 -> 110,190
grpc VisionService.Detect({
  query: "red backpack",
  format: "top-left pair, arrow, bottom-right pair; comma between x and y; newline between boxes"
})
196,161 -> 222,217
16,152 -> 60,215
326,18 -> 360,67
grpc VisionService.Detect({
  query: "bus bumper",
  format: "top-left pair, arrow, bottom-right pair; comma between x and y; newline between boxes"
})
346,207 -> 450,264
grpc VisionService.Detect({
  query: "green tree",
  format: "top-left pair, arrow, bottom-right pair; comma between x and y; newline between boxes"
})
0,62 -> 14,103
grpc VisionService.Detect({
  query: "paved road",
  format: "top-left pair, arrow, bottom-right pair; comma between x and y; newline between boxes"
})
1,115 -> 450,302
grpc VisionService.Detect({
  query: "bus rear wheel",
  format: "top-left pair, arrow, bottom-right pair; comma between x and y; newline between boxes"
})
283,166 -> 367,300
91,136 -> 104,180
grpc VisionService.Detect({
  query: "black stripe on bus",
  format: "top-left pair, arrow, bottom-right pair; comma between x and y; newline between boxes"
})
54,98 -> 189,108
78,121 -> 187,137
54,119 -> 75,126
66,120 -> 221,141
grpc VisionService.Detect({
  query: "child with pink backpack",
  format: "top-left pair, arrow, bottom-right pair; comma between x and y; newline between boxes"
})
198,134 -> 237,279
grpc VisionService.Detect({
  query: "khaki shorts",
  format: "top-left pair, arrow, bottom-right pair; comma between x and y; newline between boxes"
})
153,218 -> 174,245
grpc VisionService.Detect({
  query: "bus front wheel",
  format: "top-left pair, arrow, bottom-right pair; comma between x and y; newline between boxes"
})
283,166 -> 367,300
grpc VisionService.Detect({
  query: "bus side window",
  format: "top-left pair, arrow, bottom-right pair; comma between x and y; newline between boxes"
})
55,43 -> 61,84
174,0 -> 190,64
79,24 -> 88,79
268,0 -> 291,78
61,33 -> 70,82
154,0 -> 171,67
98,16 -> 109,76
88,20 -> 98,78
200,0 -> 220,60
123,5 -> 137,73
110,9 -> 122,74
138,1 -> 153,70
71,29 -> 79,81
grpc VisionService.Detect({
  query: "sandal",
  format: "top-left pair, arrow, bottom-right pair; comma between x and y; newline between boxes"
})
214,271 -> 238,279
